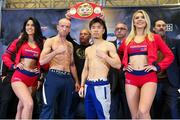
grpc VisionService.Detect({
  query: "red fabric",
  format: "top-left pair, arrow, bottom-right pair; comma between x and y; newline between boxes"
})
2,39 -> 41,69
15,41 -> 41,68
70,2 -> 102,20
11,69 -> 38,87
127,39 -> 147,55
118,34 -> 174,71
2,39 -> 19,69
2,38 -> 49,71
125,71 -> 157,87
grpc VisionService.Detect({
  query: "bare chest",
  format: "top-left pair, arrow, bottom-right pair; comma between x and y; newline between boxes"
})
88,46 -> 108,59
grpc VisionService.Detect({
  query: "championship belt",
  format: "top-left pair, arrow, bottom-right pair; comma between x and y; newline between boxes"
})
70,2 -> 102,20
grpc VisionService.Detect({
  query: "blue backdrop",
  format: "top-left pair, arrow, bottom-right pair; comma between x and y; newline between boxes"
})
1,6 -> 180,62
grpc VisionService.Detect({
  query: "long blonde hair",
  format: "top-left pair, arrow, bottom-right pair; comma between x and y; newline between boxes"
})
125,10 -> 154,45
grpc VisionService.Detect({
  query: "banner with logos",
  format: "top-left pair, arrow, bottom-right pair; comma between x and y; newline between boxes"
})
0,6 -> 180,62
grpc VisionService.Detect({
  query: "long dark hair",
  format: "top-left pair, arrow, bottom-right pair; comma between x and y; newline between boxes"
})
16,17 -> 44,52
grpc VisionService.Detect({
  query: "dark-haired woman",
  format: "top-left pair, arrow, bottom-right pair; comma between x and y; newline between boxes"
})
2,17 -> 44,119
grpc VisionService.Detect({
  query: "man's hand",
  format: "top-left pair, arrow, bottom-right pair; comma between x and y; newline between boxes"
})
1,76 -> 6,82
98,11 -> 105,20
65,10 -> 72,20
78,86 -> 85,98
96,49 -> 107,59
75,81 -> 80,92
55,46 -> 66,54
37,81 -> 42,90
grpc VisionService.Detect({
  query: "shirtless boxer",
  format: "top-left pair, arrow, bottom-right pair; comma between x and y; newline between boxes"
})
78,17 -> 121,119
39,18 -> 80,119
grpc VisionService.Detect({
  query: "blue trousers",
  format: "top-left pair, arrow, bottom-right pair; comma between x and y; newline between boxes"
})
39,69 -> 74,119
84,80 -> 111,119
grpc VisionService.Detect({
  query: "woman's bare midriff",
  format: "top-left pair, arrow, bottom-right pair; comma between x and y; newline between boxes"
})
129,55 -> 148,70
20,58 -> 38,71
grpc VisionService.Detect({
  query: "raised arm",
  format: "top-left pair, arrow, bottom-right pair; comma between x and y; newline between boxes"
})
107,43 -> 121,69
96,43 -> 121,69
39,39 -> 56,65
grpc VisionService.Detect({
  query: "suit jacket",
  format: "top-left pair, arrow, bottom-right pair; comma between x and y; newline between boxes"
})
108,40 -> 125,93
165,37 -> 180,88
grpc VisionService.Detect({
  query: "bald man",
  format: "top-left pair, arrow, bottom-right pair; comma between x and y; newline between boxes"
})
74,29 -> 91,81
67,29 -> 91,118
39,18 -> 80,119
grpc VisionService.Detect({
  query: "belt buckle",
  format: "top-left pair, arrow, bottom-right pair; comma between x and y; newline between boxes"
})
98,79 -> 103,82
62,71 -> 65,75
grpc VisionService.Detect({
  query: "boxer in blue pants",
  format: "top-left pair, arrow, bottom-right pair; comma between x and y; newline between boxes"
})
85,79 -> 110,119
78,17 -> 121,119
40,69 -> 74,118
39,18 -> 80,119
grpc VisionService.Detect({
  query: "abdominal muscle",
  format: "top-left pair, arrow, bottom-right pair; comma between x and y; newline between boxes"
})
20,58 -> 38,72
129,55 -> 148,70
49,52 -> 71,72
87,58 -> 110,80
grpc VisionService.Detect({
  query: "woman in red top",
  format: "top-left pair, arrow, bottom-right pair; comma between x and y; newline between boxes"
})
2,17 -> 44,119
118,10 -> 174,119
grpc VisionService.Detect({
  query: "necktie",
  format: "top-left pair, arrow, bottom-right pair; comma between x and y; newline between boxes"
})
117,41 -> 121,49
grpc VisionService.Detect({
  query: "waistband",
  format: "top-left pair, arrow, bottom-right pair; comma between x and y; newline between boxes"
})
126,70 -> 153,76
21,56 -> 38,60
129,52 -> 147,56
49,69 -> 71,75
86,78 -> 109,86
87,78 -> 108,82
17,68 -> 39,77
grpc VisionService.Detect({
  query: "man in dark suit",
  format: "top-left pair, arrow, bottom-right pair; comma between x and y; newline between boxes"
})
67,29 -> 91,118
151,19 -> 180,119
109,22 -> 130,118
0,46 -> 18,119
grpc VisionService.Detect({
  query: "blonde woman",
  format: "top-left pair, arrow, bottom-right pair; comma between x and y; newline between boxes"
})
118,10 -> 174,119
